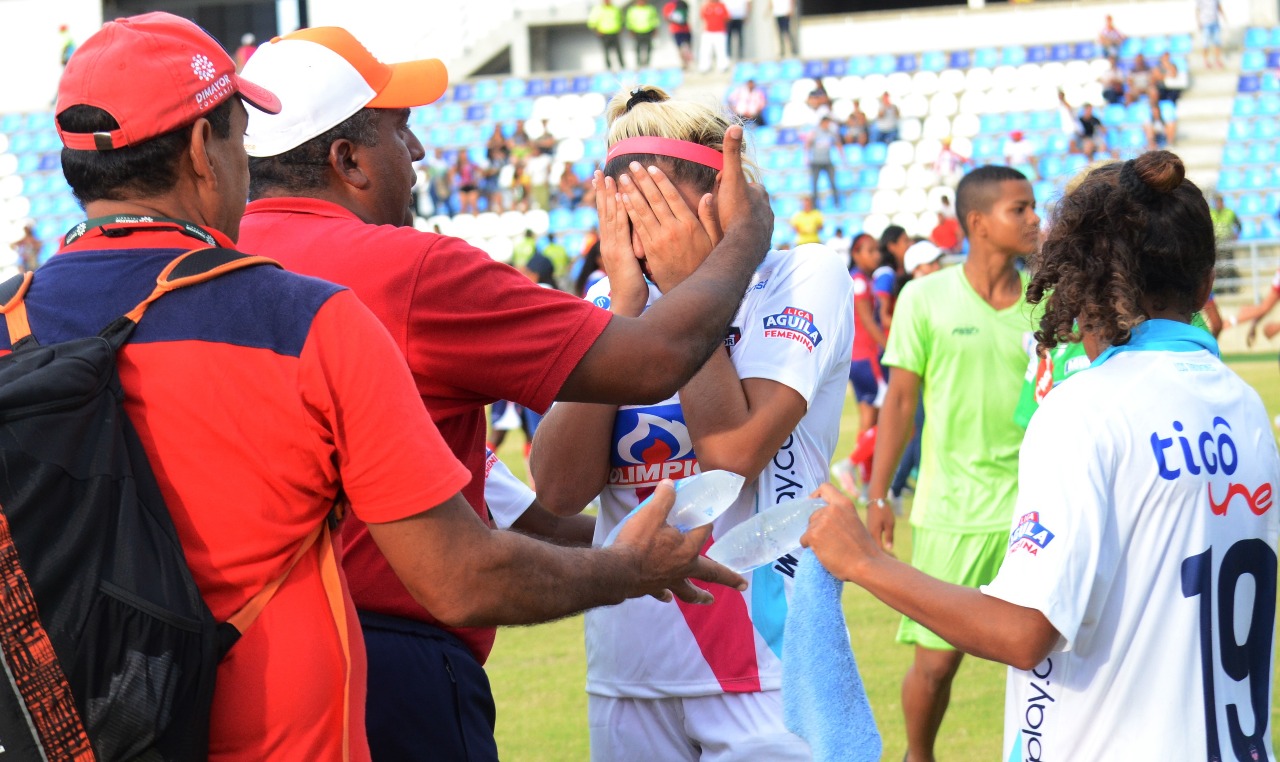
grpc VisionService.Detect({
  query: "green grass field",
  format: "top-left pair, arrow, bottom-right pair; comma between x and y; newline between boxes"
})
485,357 -> 1280,761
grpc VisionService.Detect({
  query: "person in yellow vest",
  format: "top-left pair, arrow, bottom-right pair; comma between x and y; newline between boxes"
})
626,0 -> 662,67
791,195 -> 824,246
588,0 -> 626,70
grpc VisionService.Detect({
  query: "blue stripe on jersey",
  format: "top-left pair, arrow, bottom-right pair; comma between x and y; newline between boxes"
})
9,249 -> 344,357
751,485 -> 790,661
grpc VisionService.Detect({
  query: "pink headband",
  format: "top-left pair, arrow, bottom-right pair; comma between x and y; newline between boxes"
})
606,136 -> 724,171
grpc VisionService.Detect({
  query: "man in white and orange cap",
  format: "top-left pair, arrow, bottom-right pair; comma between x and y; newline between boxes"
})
236,26 -> 775,760
31,12 -> 745,762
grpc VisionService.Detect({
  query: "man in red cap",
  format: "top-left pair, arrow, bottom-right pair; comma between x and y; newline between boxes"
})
236,25 -> 775,761
32,12 -> 743,761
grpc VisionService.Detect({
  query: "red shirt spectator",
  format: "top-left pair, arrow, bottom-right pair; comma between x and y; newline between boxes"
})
662,0 -> 691,33
238,197 -> 612,663
702,0 -> 729,33
931,213 -> 963,253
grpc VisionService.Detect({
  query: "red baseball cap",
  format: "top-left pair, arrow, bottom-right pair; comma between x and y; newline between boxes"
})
56,12 -> 281,151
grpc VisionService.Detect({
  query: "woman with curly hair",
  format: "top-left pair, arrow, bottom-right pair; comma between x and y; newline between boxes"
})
801,150 -> 1280,761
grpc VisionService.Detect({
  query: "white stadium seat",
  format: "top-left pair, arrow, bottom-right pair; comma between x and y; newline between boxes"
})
929,92 -> 959,118
964,67 -> 993,92
581,92 -> 608,117
878,164 -> 908,190
899,187 -> 928,214
449,213 -> 478,239
871,190 -> 900,216
898,117 -> 923,142
498,210 -> 525,237
939,68 -> 966,94
900,94 -> 929,119
862,213 -> 891,238
911,71 -> 941,97
1015,63 -> 1043,90
914,137 -> 943,163
992,65 -> 1019,90
525,208 -> 551,236
952,113 -> 981,139
922,115 -> 952,140
885,141 -> 915,167
886,72 -> 913,98
531,95 -> 558,122
425,214 -> 452,235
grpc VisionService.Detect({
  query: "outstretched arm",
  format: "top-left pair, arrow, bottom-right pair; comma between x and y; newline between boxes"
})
802,485 -> 1059,669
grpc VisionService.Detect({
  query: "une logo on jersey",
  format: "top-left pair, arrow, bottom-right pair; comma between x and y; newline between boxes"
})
1149,416 -> 1274,516
609,405 -> 698,487
1009,511 -> 1055,556
762,306 -> 822,352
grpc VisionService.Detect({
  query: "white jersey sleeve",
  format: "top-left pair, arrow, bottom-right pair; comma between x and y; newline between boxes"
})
981,391 -> 1118,650
731,245 -> 855,405
484,448 -> 535,530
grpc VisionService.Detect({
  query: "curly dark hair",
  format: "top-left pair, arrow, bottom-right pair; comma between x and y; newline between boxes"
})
248,108 -> 381,198
59,100 -> 234,206
1026,150 -> 1214,354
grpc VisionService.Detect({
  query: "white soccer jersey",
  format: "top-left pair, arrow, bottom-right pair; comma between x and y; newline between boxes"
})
582,245 -> 853,698
983,320 -> 1280,761
483,448 -> 534,530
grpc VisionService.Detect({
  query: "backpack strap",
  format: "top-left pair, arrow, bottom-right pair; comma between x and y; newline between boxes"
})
122,247 -> 281,325
0,272 -> 35,350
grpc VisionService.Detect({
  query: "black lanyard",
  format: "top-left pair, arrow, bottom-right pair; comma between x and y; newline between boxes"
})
64,215 -> 218,247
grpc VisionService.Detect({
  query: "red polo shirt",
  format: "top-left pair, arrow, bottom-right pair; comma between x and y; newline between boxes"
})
238,198 -> 613,662
13,221 -> 470,761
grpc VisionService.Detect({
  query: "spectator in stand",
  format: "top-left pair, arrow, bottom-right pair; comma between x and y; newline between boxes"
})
699,0 -> 731,73
1210,194 -> 1242,244
662,0 -> 694,69
773,0 -> 796,57
525,146 -> 553,210
933,137 -> 970,188
1198,0 -> 1226,69
234,33 -> 257,71
791,195 -> 824,245
588,0 -> 626,70
523,247 -> 558,289
1098,14 -> 1125,59
930,211 -> 963,255
725,0 -> 750,59
1155,51 -> 1187,102
1144,100 -> 1176,149
1057,90 -> 1083,150
454,151 -> 481,214
843,102 -> 870,145
1075,103 -> 1109,158
1004,130 -> 1038,180
870,92 -> 900,144
1100,55 -> 1127,105
827,225 -> 853,270
512,228 -> 539,270
806,114 -> 845,206
574,236 -> 606,297
57,23 -> 76,68
806,78 -> 833,117
542,232 -> 569,280
1126,53 -> 1154,105
557,163 -> 586,209
728,78 -> 768,125
426,148 -> 455,217
12,221 -> 40,274
625,0 -> 661,67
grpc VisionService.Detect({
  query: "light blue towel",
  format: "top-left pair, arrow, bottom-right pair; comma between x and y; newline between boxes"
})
782,549 -> 881,762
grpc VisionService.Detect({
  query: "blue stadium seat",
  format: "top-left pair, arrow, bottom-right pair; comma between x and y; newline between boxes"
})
763,103 -> 784,126
850,192 -> 872,214
514,100 -> 534,120
1073,42 -> 1098,60
1120,38 -> 1141,59
591,73 -> 617,94
948,51 -> 971,69
972,136 -> 1000,160
526,79 -> 549,96
549,208 -> 573,232
1240,218 -> 1262,240
1269,51 -> 1280,69
467,146 -> 486,164
776,127 -> 800,145
1038,155 -> 1064,179
783,172 -> 809,194
1228,120 -> 1250,141
573,207 -> 597,230
980,114 -> 1006,133
779,59 -> 804,81
1006,112 -> 1030,132
1169,34 -> 1193,55
1118,128 -> 1146,150
440,103 -> 465,123
1245,27 -> 1270,49
921,51 -> 946,72
775,195 -> 800,218
1270,27 -> 1280,47
1234,98 -> 1259,119
573,160 -> 596,178
772,219 -> 792,244
584,138 -> 607,158
9,133 -> 30,153
473,80 -> 499,102
1048,43 -> 1072,62
37,154 -> 59,172
753,126 -> 778,147
767,81 -> 790,103
1239,75 -> 1262,93
1104,103 -> 1128,125
1143,36 -> 1170,58
452,83 -> 474,102
734,62 -> 758,83
1224,143 -> 1249,165
873,54 -> 896,75
849,56 -> 874,77
1246,167 -> 1269,189
1243,50 -> 1266,73
757,60 -> 782,82
490,101 -> 516,121
466,104 -> 487,122
571,75 -> 592,94
0,113 -> 21,133
1260,94 -> 1280,116
825,59 -> 848,77
1241,193 -> 1265,216
864,143 -> 887,164
24,113 -> 52,133
835,167 -> 855,188
895,54 -> 917,72
1045,134 -> 1069,153
844,143 -> 864,164
1063,154 -> 1088,173
549,77 -> 570,95
1026,46 -> 1047,64
802,59 -> 824,79
1000,46 -> 1027,67
1255,119 -> 1280,140
1263,216 -> 1280,239
1033,181 -> 1055,203
859,168 -> 880,187
1029,111 -> 1056,131
1125,102 -> 1150,123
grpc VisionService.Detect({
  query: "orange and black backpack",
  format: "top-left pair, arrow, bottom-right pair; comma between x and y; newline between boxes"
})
0,248 -> 323,760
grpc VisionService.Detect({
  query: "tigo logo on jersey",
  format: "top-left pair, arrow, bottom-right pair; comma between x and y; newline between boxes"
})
762,306 -> 822,352
609,404 -> 699,488
593,295 -> 611,310
1009,511 -> 1055,556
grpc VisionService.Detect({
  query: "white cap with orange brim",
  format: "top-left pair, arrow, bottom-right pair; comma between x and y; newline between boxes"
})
242,26 -> 449,158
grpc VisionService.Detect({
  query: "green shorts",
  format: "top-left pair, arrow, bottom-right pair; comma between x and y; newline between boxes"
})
896,526 -> 1008,651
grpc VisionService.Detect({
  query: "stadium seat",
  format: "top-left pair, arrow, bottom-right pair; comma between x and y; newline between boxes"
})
949,51 -> 972,69
921,51 -> 947,73
1026,46 -> 1047,64
1000,47 -> 1027,67
1243,51 -> 1267,73
1244,28 -> 1269,49
1074,42 -> 1098,60
1234,98 -> 1259,117
1239,75 -> 1262,94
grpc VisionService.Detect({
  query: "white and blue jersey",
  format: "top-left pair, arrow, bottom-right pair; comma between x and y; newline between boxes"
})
984,320 -> 1280,761
583,245 -> 853,698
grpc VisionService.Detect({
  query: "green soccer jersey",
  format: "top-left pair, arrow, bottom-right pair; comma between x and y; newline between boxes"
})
882,265 -> 1040,533
1013,311 -> 1212,428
